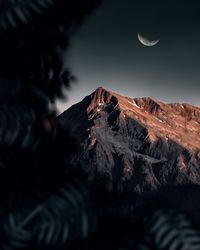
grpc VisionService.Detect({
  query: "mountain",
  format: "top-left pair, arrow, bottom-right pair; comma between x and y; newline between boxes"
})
57,87 -> 200,194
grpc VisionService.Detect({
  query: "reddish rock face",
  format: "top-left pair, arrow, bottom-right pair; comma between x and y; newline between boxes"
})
57,87 -> 200,194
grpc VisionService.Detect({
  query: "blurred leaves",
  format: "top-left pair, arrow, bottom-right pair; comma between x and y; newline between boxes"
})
0,102 -> 34,147
138,209 -> 200,250
1,183 -> 96,250
0,0 -> 100,213
0,0 -> 58,30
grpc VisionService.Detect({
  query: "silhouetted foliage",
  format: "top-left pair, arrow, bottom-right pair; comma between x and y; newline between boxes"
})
0,183 -> 97,250
0,0 -> 101,196
0,0 -> 101,249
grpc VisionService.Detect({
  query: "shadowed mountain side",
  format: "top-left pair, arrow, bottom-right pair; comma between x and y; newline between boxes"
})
57,87 -> 200,194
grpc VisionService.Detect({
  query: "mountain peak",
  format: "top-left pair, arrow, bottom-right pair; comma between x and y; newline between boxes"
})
95,86 -> 107,92
87,86 -> 115,113
59,87 -> 200,151
57,88 -> 200,194
92,86 -> 111,99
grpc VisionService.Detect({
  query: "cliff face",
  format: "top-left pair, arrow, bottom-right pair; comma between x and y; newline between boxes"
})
57,87 -> 200,194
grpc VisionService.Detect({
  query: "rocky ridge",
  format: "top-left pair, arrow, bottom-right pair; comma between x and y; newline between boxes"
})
57,87 -> 200,194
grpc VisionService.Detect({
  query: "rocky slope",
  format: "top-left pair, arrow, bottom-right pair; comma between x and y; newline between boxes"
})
57,87 -> 200,194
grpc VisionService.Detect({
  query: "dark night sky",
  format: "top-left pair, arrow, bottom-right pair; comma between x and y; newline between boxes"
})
57,0 -> 200,113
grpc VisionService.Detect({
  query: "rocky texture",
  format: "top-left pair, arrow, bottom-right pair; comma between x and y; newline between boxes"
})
57,87 -> 200,194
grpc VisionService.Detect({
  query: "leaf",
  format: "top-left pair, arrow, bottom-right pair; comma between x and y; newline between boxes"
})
1,183 -> 95,249
141,209 -> 200,250
0,0 -> 59,30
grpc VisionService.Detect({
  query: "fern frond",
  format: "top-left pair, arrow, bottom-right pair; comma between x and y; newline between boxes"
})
1,183 -> 96,250
140,209 -> 200,250
0,0 -> 59,30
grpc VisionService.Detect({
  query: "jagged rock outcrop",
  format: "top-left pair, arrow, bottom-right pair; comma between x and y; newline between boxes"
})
57,87 -> 200,194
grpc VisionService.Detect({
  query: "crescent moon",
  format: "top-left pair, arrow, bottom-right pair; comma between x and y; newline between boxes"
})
137,33 -> 159,47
